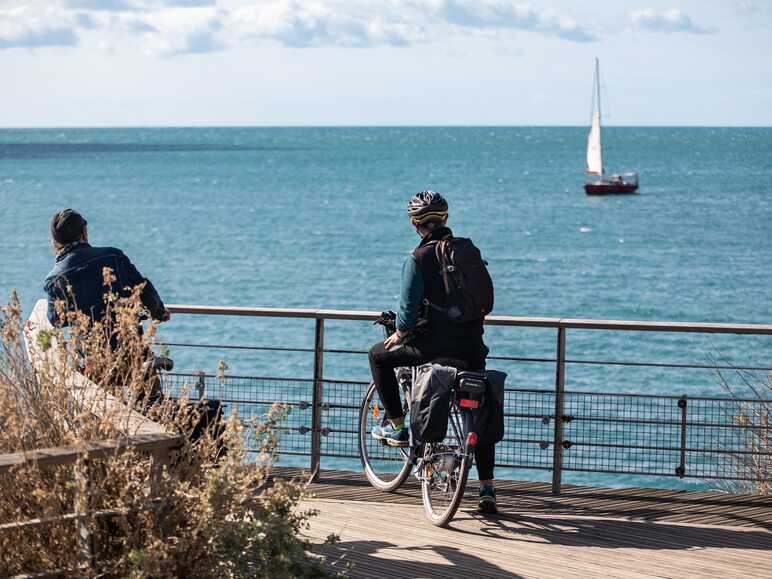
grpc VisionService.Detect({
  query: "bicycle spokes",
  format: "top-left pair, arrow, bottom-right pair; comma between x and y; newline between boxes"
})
359,382 -> 413,492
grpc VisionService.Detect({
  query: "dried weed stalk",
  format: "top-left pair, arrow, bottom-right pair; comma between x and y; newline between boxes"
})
0,288 -> 329,577
712,354 -> 770,495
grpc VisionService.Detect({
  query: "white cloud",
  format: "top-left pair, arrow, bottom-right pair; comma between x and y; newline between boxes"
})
229,1 -> 596,47
629,8 -> 714,34
65,0 -> 137,11
0,5 -> 79,48
436,0 -> 596,42
64,0 -> 214,9
1,0 -> 598,54
228,1 -> 423,48
125,6 -> 224,54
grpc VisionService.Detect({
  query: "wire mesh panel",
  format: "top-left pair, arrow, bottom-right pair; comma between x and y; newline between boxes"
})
562,392 -> 683,476
497,389 -> 555,470
557,392 -> 771,482
685,397 -> 770,481
322,379 -> 413,484
162,373 -> 314,457
320,380 -> 369,459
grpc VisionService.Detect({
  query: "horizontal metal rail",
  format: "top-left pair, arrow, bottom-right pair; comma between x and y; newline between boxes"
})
167,304 -> 772,334
161,303 -> 772,494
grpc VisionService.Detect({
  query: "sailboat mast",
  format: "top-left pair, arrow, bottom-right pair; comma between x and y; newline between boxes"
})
595,57 -> 601,127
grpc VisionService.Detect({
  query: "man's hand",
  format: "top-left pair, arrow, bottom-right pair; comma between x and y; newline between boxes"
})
383,329 -> 405,350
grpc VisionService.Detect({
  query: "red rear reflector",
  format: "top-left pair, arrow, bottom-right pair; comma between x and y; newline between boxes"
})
459,399 -> 479,409
466,432 -> 478,447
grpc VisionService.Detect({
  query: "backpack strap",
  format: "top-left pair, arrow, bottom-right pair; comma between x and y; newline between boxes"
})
414,232 -> 454,314
435,239 -> 452,295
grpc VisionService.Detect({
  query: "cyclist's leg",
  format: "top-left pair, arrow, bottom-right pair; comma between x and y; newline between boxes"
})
368,340 -> 429,419
475,442 -> 498,513
475,443 -> 495,483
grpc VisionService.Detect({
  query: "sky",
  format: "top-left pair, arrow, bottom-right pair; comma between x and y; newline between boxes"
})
1,0 -> 771,127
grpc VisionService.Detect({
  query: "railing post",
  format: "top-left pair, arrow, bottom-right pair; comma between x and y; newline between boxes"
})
676,395 -> 687,478
310,318 -> 324,481
552,326 -> 566,495
74,458 -> 95,569
150,448 -> 170,497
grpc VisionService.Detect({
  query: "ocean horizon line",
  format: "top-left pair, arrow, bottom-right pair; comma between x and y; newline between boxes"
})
1,124 -> 771,131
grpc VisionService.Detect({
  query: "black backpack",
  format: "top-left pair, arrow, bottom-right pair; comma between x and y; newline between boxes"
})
431,237 -> 494,323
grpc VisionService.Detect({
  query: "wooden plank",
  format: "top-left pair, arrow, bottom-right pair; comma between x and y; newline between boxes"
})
24,299 -> 173,438
293,469 -> 772,530
305,496 -> 772,579
0,434 -> 181,473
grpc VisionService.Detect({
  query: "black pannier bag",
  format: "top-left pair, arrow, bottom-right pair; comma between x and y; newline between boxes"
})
459,370 -> 507,447
409,364 -> 457,445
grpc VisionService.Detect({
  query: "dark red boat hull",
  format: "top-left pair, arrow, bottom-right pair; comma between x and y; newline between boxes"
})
584,182 -> 638,195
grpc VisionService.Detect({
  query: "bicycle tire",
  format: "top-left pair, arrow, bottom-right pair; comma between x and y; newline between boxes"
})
359,381 -> 413,492
421,448 -> 472,527
421,439 -> 473,526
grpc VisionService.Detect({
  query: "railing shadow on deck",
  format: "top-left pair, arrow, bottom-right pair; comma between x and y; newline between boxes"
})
279,466 -> 772,537
317,540 -> 525,579
461,512 -> 772,551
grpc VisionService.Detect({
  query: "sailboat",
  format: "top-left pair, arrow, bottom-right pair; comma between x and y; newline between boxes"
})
584,58 -> 639,195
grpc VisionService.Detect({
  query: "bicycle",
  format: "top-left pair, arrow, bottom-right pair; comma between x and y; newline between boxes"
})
358,312 -> 488,527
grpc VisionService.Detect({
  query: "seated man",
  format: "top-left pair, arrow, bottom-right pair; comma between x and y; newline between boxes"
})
368,191 -> 498,514
44,209 -> 171,404
44,208 -> 170,328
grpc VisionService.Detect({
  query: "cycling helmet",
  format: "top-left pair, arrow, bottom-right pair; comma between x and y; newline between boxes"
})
407,190 -> 448,225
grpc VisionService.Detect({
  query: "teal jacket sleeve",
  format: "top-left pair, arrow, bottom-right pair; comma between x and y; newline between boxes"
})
396,253 -> 424,332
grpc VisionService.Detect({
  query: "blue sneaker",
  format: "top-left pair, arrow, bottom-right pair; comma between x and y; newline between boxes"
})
371,421 -> 410,447
478,484 -> 498,514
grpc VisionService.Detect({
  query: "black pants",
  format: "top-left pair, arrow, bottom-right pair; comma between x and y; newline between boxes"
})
368,340 -> 496,481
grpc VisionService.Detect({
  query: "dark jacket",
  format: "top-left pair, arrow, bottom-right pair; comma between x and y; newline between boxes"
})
401,226 -> 488,364
43,242 -> 166,327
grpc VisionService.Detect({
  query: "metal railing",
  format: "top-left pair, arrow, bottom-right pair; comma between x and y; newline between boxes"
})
163,304 -> 772,494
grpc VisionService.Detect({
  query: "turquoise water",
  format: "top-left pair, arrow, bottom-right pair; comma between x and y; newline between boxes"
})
2,127 -> 771,489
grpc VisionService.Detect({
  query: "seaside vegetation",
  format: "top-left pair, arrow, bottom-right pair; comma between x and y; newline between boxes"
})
712,358 -> 771,496
0,287 -> 330,577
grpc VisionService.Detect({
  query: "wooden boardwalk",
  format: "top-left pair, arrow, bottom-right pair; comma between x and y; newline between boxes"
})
291,469 -> 772,578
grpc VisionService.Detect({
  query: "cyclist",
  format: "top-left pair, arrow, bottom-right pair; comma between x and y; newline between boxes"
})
369,191 -> 498,514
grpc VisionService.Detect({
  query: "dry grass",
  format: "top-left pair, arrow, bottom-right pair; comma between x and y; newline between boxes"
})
713,358 -> 771,496
0,287 -> 330,578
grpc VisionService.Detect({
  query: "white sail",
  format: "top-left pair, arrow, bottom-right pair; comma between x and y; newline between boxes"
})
585,58 -> 603,176
586,110 -> 603,175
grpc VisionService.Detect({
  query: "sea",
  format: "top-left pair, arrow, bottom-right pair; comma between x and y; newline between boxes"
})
2,127 -> 771,490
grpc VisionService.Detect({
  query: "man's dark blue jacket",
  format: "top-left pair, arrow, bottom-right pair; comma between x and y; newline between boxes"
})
43,242 -> 166,327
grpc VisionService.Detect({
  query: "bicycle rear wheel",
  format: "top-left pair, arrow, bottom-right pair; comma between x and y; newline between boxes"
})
359,381 -> 413,492
421,414 -> 472,527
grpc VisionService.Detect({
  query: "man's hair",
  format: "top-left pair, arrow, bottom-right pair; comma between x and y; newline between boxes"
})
50,209 -> 87,250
